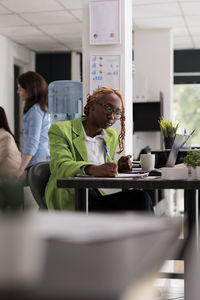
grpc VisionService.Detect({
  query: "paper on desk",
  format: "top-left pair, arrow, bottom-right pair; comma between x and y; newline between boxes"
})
117,172 -> 149,178
76,172 -> 149,179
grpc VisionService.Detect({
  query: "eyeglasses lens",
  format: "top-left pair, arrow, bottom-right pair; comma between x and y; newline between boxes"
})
104,105 -> 121,119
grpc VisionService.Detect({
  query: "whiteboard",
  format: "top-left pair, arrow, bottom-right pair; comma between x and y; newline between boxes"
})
89,0 -> 120,45
90,55 -> 120,94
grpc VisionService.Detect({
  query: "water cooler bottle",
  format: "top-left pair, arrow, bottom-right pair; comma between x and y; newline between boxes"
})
48,80 -> 83,126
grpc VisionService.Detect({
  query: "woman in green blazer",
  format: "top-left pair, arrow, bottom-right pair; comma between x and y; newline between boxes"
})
45,87 -> 152,211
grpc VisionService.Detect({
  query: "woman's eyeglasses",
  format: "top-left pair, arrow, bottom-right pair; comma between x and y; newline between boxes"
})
96,102 -> 122,119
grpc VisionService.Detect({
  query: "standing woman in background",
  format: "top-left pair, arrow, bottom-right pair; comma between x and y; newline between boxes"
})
0,106 -> 21,177
17,71 -> 49,178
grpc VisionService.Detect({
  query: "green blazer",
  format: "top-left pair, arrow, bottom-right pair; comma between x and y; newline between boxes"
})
45,116 -> 119,210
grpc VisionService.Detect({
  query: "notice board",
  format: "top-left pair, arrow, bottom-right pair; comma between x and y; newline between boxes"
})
90,55 -> 120,93
89,0 -> 120,45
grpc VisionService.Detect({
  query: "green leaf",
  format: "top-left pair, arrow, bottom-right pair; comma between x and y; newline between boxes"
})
158,117 -> 180,138
183,150 -> 200,168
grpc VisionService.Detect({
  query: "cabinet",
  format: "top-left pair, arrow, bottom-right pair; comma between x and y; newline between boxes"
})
133,101 -> 162,132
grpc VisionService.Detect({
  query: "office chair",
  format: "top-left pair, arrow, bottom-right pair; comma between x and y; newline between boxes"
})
28,161 -> 50,210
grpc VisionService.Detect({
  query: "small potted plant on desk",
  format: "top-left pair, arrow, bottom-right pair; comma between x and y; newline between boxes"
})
183,150 -> 200,179
159,117 -> 180,149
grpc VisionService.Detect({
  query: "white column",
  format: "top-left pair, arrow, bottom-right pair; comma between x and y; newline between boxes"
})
82,0 -> 133,157
71,51 -> 81,82
133,28 -> 173,156
134,29 -> 173,117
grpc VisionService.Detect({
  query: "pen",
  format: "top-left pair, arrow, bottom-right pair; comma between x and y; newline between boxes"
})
180,129 -> 196,149
104,145 -> 112,162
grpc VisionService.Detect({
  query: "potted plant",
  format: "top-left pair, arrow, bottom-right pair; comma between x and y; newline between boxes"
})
158,117 -> 180,149
183,150 -> 200,179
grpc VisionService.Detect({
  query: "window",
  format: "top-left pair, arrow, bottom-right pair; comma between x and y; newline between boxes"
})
173,83 -> 200,146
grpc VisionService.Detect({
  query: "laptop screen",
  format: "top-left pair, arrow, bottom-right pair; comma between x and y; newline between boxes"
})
165,133 -> 193,167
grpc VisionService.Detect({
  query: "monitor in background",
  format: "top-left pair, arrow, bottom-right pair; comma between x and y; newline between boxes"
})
133,102 -> 161,132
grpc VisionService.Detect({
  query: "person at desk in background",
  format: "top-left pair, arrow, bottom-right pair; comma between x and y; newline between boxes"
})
45,86 -> 153,212
0,106 -> 21,177
16,71 -> 49,178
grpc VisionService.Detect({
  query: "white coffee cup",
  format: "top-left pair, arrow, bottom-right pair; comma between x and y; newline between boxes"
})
140,154 -> 155,171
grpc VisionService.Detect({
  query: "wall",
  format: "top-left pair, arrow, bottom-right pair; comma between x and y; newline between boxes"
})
82,0 -> 133,157
0,35 -> 35,132
133,29 -> 173,157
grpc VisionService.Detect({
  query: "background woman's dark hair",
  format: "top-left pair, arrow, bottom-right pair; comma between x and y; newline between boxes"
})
17,71 -> 48,114
0,106 -> 16,140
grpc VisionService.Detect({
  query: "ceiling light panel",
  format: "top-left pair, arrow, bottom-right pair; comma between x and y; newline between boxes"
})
0,4 -> 10,14
40,23 -> 82,35
21,11 -> 77,26
133,0 -> 175,4
189,27 -> 200,35
50,33 -> 82,51
186,16 -> 200,27
55,34 -> 82,43
181,2 -> 200,15
26,42 -> 69,52
11,34 -> 70,52
174,36 -> 193,45
0,25 -> 44,37
174,44 -> 193,50
58,0 -> 82,10
12,34 -> 54,44
0,14 -> 28,26
192,36 -> 200,43
173,27 -> 188,36
0,0 -> 63,13
134,16 -> 185,28
71,9 -> 82,21
133,3 -> 180,18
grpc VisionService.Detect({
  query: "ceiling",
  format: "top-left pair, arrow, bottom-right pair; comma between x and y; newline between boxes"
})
0,0 -> 199,53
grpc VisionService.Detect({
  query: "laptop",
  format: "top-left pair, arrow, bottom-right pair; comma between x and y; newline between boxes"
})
149,130 -> 195,176
166,130 -> 195,167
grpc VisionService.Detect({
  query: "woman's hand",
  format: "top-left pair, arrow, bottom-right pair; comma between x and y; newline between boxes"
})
15,166 -> 25,179
85,162 -> 118,177
16,154 -> 33,178
118,155 -> 132,172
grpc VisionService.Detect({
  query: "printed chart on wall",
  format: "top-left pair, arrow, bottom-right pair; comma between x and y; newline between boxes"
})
89,0 -> 120,45
90,55 -> 120,94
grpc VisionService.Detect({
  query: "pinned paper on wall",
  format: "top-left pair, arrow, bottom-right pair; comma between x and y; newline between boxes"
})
89,0 -> 120,45
90,55 -> 120,94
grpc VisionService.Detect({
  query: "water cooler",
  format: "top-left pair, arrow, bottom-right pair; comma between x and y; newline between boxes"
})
48,80 -> 83,125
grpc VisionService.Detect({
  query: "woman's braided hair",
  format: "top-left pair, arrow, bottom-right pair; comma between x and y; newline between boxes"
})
84,86 -> 125,154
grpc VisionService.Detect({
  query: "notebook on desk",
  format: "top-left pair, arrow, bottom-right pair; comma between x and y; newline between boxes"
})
149,132 -> 194,176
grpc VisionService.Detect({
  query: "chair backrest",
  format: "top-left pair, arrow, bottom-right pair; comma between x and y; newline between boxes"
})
28,162 -> 50,209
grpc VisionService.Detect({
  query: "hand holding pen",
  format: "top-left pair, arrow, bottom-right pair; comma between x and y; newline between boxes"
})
84,145 -> 118,177
85,163 -> 118,177
104,144 -> 132,173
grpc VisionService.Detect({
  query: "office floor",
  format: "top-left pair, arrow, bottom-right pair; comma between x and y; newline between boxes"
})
154,278 -> 184,300
122,276 -> 184,300
155,191 -> 184,300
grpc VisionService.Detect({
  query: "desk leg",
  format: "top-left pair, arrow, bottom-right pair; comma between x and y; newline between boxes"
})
75,188 -> 89,213
184,189 -> 199,300
75,188 -> 86,211
184,189 -> 199,251
184,190 -> 197,232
